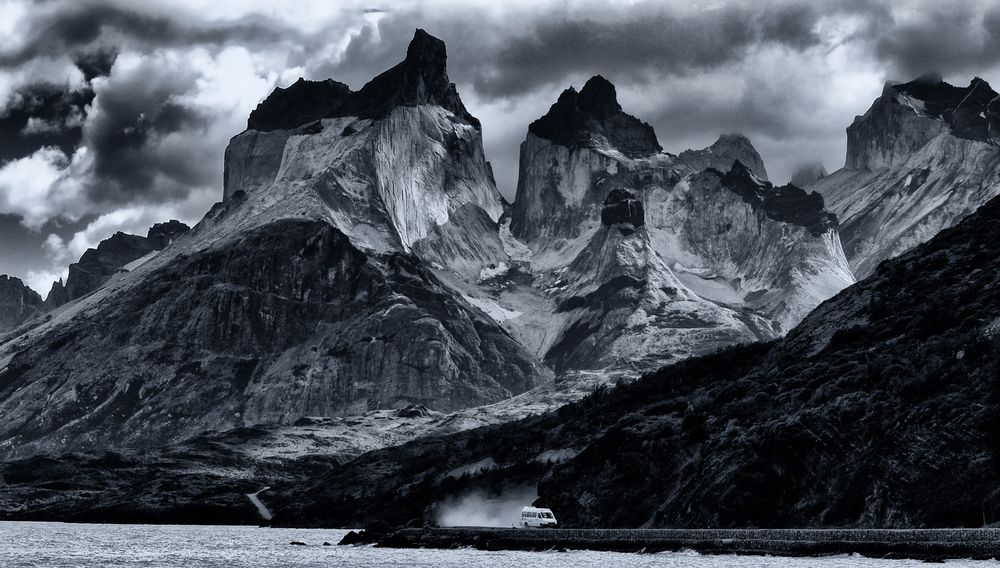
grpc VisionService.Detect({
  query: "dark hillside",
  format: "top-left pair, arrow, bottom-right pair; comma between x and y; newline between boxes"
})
3,197 -> 1000,529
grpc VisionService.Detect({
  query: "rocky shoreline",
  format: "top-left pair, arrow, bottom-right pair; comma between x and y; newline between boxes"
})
361,527 -> 1000,561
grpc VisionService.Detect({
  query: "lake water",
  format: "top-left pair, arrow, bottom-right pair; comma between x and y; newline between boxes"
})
2,522 -> 998,567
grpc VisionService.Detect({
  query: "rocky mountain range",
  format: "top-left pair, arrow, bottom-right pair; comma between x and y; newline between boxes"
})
43,221 -> 190,311
0,30 -> 546,459
4,186 -> 999,529
0,222 -> 190,336
505,74 -> 852,362
257,189 -> 1000,529
808,75 -> 1000,278
0,28 -> 996,488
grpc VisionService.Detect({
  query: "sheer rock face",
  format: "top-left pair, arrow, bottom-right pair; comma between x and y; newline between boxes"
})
223,30 -> 505,278
684,164 -> 851,329
845,82 -> 948,170
43,222 -> 190,310
678,133 -> 770,181
812,76 -> 1000,278
0,220 -> 545,459
548,198 -> 771,372
0,30 -> 547,460
510,77 -> 853,343
722,161 -> 837,237
0,276 -> 42,335
600,188 -> 645,230
845,76 -> 999,171
894,75 -> 1000,145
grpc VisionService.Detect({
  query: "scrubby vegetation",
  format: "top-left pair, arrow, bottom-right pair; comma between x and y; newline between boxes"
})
280,195 -> 1000,529
4,197 -> 1000,530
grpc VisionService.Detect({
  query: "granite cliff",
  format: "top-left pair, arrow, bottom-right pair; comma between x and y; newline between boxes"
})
810,76 -> 1000,277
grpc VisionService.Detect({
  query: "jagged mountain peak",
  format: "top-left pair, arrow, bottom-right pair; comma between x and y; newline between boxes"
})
678,132 -> 769,181
892,74 -> 999,145
247,29 -> 478,132
246,78 -> 352,131
43,221 -> 191,310
147,220 -> 191,249
528,75 -> 661,157
577,75 -> 622,117
723,159 -> 762,184
350,28 -> 477,127
719,160 -> 837,237
818,74 -> 1000,278
848,74 -> 999,170
715,132 -> 753,145
403,28 -> 447,73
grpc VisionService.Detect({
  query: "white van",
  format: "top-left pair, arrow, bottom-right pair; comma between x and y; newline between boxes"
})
519,506 -> 557,528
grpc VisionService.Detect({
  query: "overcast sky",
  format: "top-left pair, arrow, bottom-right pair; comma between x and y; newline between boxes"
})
1,0 -> 999,294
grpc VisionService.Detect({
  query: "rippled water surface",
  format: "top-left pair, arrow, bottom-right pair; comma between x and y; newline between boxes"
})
3,522 -> 998,567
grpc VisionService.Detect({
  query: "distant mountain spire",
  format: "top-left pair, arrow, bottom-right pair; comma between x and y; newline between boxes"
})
247,29 -> 479,132
528,75 -> 661,157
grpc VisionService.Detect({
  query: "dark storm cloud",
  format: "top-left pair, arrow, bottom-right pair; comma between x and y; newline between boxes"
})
83,60 -> 211,204
0,2 -> 303,68
642,80 -> 810,143
319,2 -> 832,101
0,83 -> 91,162
872,3 -> 1000,82
325,1 -> 1000,105
470,4 -> 825,99
72,49 -> 118,81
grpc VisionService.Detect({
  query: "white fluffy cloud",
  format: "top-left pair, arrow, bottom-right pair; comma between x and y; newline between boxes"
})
0,146 -> 89,229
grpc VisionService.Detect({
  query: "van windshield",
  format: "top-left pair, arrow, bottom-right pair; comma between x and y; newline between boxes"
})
540,513 -> 552,518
